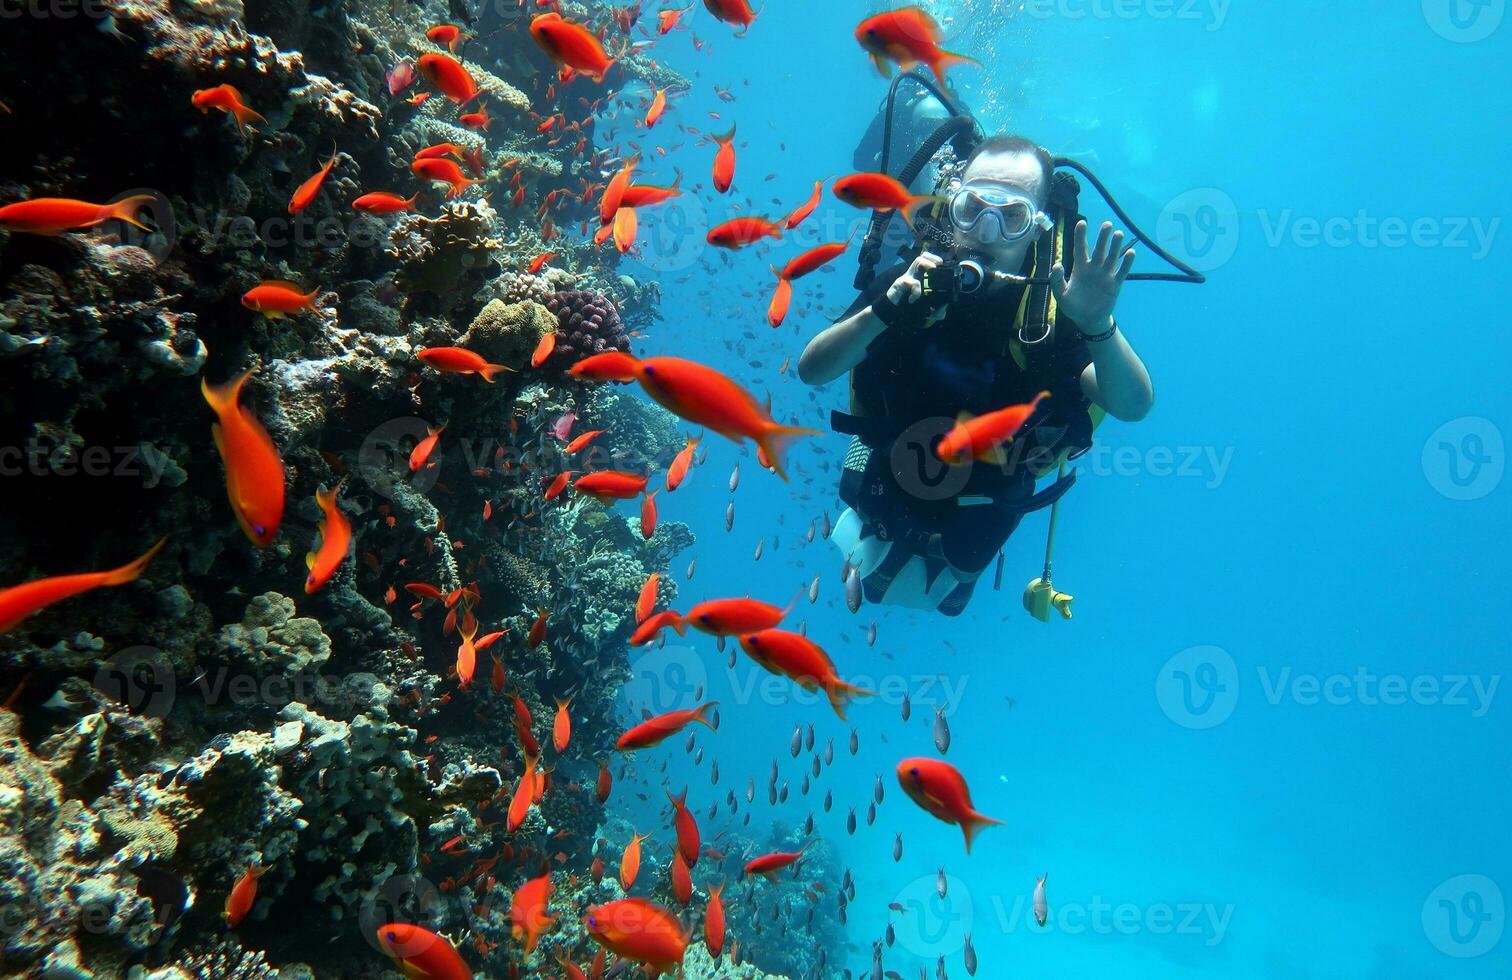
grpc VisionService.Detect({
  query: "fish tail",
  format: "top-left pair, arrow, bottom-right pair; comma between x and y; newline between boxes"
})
693,700 -> 719,730
667,612 -> 688,637
900,194 -> 946,231
200,368 -> 254,418
754,423 -> 820,483
100,538 -> 168,586
109,194 -> 158,233
929,48 -> 982,87
824,679 -> 874,722
478,362 -> 514,383
713,122 -> 737,146
231,103 -> 268,133
300,286 -> 323,310
960,810 -> 1005,855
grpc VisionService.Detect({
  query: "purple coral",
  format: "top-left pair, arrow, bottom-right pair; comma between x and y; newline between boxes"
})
541,290 -> 632,368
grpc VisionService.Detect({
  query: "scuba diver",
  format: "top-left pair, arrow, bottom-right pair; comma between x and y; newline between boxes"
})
800,72 -> 1200,617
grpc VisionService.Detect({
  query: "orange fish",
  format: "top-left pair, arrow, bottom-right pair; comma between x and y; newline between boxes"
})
223,864 -> 265,927
743,845 -> 808,881
532,331 -> 557,369
618,831 -> 651,889
936,391 -> 1052,465
767,275 -> 792,329
568,351 -> 641,382
508,757 -> 538,831
784,179 -> 823,229
411,157 -> 483,199
897,757 -> 1004,853
0,539 -> 165,635
426,23 -> 468,52
639,490 -> 658,540
644,88 -> 668,128
456,621 -> 478,688
632,357 -> 817,480
612,206 -> 638,253
191,84 -> 266,133
619,174 -> 682,208
630,608 -> 686,647
528,608 -> 549,649
703,0 -> 757,34
289,149 -> 339,214
242,281 -> 320,318
418,346 -> 512,382
658,7 -> 687,33
705,880 -> 726,956
599,157 -> 637,225
376,923 -> 474,980
304,481 -> 351,594
635,573 -> 660,624
781,239 -> 850,280
685,597 -> 786,636
558,955 -> 588,980
615,701 -> 717,750
855,6 -> 980,86
564,429 -> 605,453
584,897 -> 689,974
544,471 -> 574,501
666,788 -> 700,866
203,369 -> 285,547
531,13 -> 616,83
737,630 -> 874,720
710,124 -> 737,193
707,216 -> 781,249
0,195 -> 155,236
353,191 -> 420,214
574,471 -> 649,502
670,850 -> 692,904
527,250 -> 557,274
409,422 -> 446,473
490,652 -> 506,693
665,433 -> 699,491
459,104 -> 492,131
832,171 -> 939,228
596,763 -> 612,804
418,52 -> 479,104
553,697 -> 572,752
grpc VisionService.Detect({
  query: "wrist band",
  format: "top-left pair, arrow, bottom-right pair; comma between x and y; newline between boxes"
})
1079,317 -> 1117,343
871,292 -> 924,331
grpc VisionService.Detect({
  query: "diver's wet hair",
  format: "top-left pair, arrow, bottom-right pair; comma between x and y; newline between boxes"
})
964,136 -> 1054,196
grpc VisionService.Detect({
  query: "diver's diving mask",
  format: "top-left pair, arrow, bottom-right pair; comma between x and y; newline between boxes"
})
948,184 -> 1054,243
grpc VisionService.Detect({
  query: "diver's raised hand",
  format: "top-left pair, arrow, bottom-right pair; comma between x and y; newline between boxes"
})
1051,220 -> 1135,335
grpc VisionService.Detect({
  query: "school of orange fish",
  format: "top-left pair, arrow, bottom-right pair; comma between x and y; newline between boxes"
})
0,4 -> 1051,978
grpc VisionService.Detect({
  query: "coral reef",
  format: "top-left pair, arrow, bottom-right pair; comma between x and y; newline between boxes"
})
540,289 -> 634,369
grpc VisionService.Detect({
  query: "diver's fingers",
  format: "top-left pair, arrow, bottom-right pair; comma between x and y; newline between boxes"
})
1090,222 -> 1114,267
1115,248 -> 1136,284
1074,219 -> 1091,266
1050,263 -> 1068,301
1105,230 -> 1127,270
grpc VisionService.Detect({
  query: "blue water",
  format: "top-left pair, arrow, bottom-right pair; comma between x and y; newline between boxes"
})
607,3 -> 1511,976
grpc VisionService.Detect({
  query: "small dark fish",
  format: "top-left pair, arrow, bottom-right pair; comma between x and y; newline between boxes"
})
963,932 -> 977,975
687,558 -> 697,579
1034,872 -> 1048,927
937,867 -> 947,898
805,723 -> 815,751
808,576 -> 820,604
846,807 -> 856,834
824,789 -> 833,812
901,694 -> 912,721
873,773 -> 884,803
845,566 -> 863,613
867,621 -> 877,646
726,501 -> 735,532
933,706 -> 951,754
850,727 -> 859,755
790,725 -> 802,757
754,537 -> 764,560
729,463 -> 740,491
893,832 -> 903,862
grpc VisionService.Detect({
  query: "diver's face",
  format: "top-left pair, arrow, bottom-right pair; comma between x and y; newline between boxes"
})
953,150 -> 1049,270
